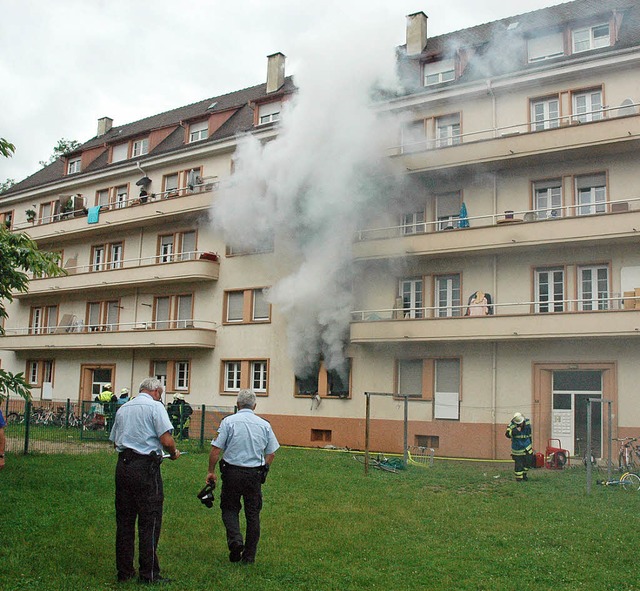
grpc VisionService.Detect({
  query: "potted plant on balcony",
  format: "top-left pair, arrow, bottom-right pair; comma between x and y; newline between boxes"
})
25,208 -> 36,223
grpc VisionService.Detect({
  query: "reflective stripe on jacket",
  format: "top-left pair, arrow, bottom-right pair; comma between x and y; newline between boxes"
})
505,418 -> 532,456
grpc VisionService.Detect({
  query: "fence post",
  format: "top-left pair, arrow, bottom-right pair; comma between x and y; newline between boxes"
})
23,400 -> 32,455
200,405 -> 206,447
65,398 -> 71,429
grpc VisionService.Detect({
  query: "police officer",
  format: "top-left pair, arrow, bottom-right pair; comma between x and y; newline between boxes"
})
505,412 -> 533,481
109,377 -> 180,583
206,389 -> 279,564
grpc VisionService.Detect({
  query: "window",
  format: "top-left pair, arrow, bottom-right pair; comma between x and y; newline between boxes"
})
435,114 -> 461,147
401,120 -> 427,153
189,120 -> 208,142
527,32 -> 564,62
87,300 -> 119,331
535,267 -> 565,313
109,243 -> 123,269
258,101 -> 281,125
401,211 -> 426,235
533,180 -> 562,218
158,231 -> 197,263
578,265 -> 609,311
112,143 -> 128,163
114,185 -> 128,208
67,157 -> 81,174
91,245 -> 105,272
30,306 -> 58,335
575,173 -> 606,215
153,294 -> 193,329
400,279 -> 423,319
222,359 -> 270,395
424,59 -> 455,86
435,274 -> 461,317
132,138 -> 149,157
0,210 -> 13,230
164,173 -> 179,195
152,360 -> 191,393
224,288 -> 271,324
294,361 -> 351,399
396,358 -> 460,418
26,360 -> 54,387
91,242 -> 123,271
39,201 -> 54,224
572,89 -> 603,123
96,189 -> 110,207
530,97 -> 560,131
572,24 -> 610,53
435,192 -> 461,230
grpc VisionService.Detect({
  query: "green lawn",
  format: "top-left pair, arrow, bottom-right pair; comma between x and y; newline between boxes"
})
0,448 -> 637,591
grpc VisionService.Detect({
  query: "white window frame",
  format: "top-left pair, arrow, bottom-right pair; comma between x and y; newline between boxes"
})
400,279 -> 423,319
224,361 -> 242,391
535,267 -> 565,313
92,245 -> 105,272
576,174 -> 606,216
258,101 -> 281,125
435,274 -> 461,318
531,97 -> 560,131
436,114 -> 461,148
572,89 -> 603,123
436,192 -> 461,231
226,291 -> 244,323
189,120 -> 208,142
533,180 -> 562,219
251,361 -> 268,393
578,265 -> 609,311
252,289 -> 270,321
401,211 -> 426,235
67,157 -> 81,174
111,143 -> 128,163
175,295 -> 193,329
423,59 -> 455,86
175,361 -> 190,391
115,185 -> 128,208
109,243 -> 123,269
572,23 -> 610,53
397,359 -> 423,398
434,359 -> 460,420
132,138 -> 149,157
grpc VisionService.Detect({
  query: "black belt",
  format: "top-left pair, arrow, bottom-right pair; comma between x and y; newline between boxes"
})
119,449 -> 158,462
224,462 -> 262,471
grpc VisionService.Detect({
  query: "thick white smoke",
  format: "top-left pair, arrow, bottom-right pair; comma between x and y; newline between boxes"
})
212,11 -> 402,378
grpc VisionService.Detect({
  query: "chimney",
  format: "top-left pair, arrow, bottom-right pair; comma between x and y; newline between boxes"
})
97,117 -> 113,137
406,12 -> 428,56
266,52 -> 286,93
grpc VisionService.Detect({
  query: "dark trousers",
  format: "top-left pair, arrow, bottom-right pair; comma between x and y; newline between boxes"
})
220,466 -> 263,561
115,453 -> 164,581
512,453 -> 531,480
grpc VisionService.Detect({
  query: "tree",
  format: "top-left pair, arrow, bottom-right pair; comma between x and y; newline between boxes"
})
0,137 -> 15,158
0,178 -> 16,194
39,138 -> 81,168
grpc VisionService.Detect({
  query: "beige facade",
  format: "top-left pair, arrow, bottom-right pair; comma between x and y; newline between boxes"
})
2,0 -> 639,459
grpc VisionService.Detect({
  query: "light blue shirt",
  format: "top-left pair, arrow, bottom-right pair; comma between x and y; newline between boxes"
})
109,393 -> 174,455
212,408 -> 279,467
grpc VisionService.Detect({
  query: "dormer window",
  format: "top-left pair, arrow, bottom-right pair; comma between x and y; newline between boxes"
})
132,138 -> 149,157
258,101 -> 281,125
67,157 -> 81,174
528,32 -> 564,62
424,59 -> 455,86
189,120 -> 208,143
572,23 -> 610,53
112,143 -> 128,163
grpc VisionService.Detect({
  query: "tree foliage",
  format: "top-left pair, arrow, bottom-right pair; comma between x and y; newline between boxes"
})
0,216 -> 65,400
0,137 -> 15,158
0,178 -> 16,194
39,138 -> 81,168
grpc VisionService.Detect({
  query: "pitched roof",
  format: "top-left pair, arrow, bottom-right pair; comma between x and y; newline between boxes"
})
2,77 -> 296,197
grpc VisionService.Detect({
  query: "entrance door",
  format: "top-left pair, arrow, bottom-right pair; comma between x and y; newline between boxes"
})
80,365 -> 115,403
551,370 -> 602,457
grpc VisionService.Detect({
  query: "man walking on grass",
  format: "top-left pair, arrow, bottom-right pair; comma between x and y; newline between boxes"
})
206,389 -> 279,564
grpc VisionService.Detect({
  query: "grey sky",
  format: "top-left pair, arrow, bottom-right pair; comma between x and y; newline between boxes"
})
0,0 -> 565,184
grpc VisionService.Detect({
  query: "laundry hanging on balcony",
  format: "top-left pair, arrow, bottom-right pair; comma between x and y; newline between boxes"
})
459,202 -> 470,228
87,205 -> 100,224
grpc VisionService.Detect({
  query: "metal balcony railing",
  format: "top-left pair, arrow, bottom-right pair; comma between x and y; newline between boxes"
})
2,319 -> 218,336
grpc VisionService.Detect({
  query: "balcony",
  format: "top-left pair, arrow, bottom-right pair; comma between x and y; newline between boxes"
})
350,295 -> 640,343
353,198 -> 640,261
16,251 -> 220,298
391,107 -> 640,174
13,182 -> 217,241
0,320 -> 217,351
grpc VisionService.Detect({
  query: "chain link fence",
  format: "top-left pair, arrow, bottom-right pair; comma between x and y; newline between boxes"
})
2,396 -> 234,455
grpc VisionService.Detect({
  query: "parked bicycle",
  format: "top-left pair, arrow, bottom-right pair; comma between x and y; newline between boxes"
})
615,437 -> 640,471
597,471 -> 640,492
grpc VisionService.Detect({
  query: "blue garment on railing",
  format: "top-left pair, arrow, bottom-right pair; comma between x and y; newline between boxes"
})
87,206 -> 100,224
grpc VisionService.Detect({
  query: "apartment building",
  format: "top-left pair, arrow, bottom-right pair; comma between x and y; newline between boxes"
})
2,0 -> 640,459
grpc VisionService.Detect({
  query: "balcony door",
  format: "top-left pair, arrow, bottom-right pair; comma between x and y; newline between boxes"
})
400,279 -> 423,319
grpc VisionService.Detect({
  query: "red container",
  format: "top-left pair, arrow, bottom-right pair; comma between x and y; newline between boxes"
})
545,439 -> 569,469
532,452 -> 545,469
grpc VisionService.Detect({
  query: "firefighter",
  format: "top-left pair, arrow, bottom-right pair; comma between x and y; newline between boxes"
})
167,394 -> 193,439
505,412 -> 533,481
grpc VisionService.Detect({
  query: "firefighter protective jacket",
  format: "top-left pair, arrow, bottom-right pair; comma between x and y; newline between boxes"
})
505,418 -> 532,456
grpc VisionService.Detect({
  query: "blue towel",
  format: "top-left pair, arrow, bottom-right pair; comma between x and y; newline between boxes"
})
87,206 -> 100,224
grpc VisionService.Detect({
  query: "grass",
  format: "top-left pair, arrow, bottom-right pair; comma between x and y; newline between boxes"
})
0,447 -> 638,591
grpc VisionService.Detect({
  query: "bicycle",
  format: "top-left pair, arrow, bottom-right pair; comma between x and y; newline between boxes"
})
353,453 -> 401,473
615,437 -> 640,471
597,471 -> 640,491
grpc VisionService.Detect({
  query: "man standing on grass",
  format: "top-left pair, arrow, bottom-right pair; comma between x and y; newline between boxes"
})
206,389 -> 279,564
505,412 -> 533,482
109,377 -> 180,584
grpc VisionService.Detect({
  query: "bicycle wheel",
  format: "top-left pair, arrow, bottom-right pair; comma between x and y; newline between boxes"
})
6,412 -> 22,423
620,472 -> 640,492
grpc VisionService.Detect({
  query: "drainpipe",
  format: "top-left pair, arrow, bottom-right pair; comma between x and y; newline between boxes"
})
486,80 -> 497,137
492,341 -> 498,459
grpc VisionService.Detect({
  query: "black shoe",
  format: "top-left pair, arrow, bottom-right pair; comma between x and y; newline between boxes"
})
139,576 -> 173,584
229,544 -> 244,563
241,557 -> 255,565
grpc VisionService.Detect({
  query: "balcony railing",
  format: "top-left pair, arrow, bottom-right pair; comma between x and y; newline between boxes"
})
351,294 -> 639,322
3,319 -> 218,336
354,197 -> 640,242
391,102 -> 639,156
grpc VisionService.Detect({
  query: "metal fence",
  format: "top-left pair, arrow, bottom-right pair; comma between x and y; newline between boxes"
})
2,396 -> 234,455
